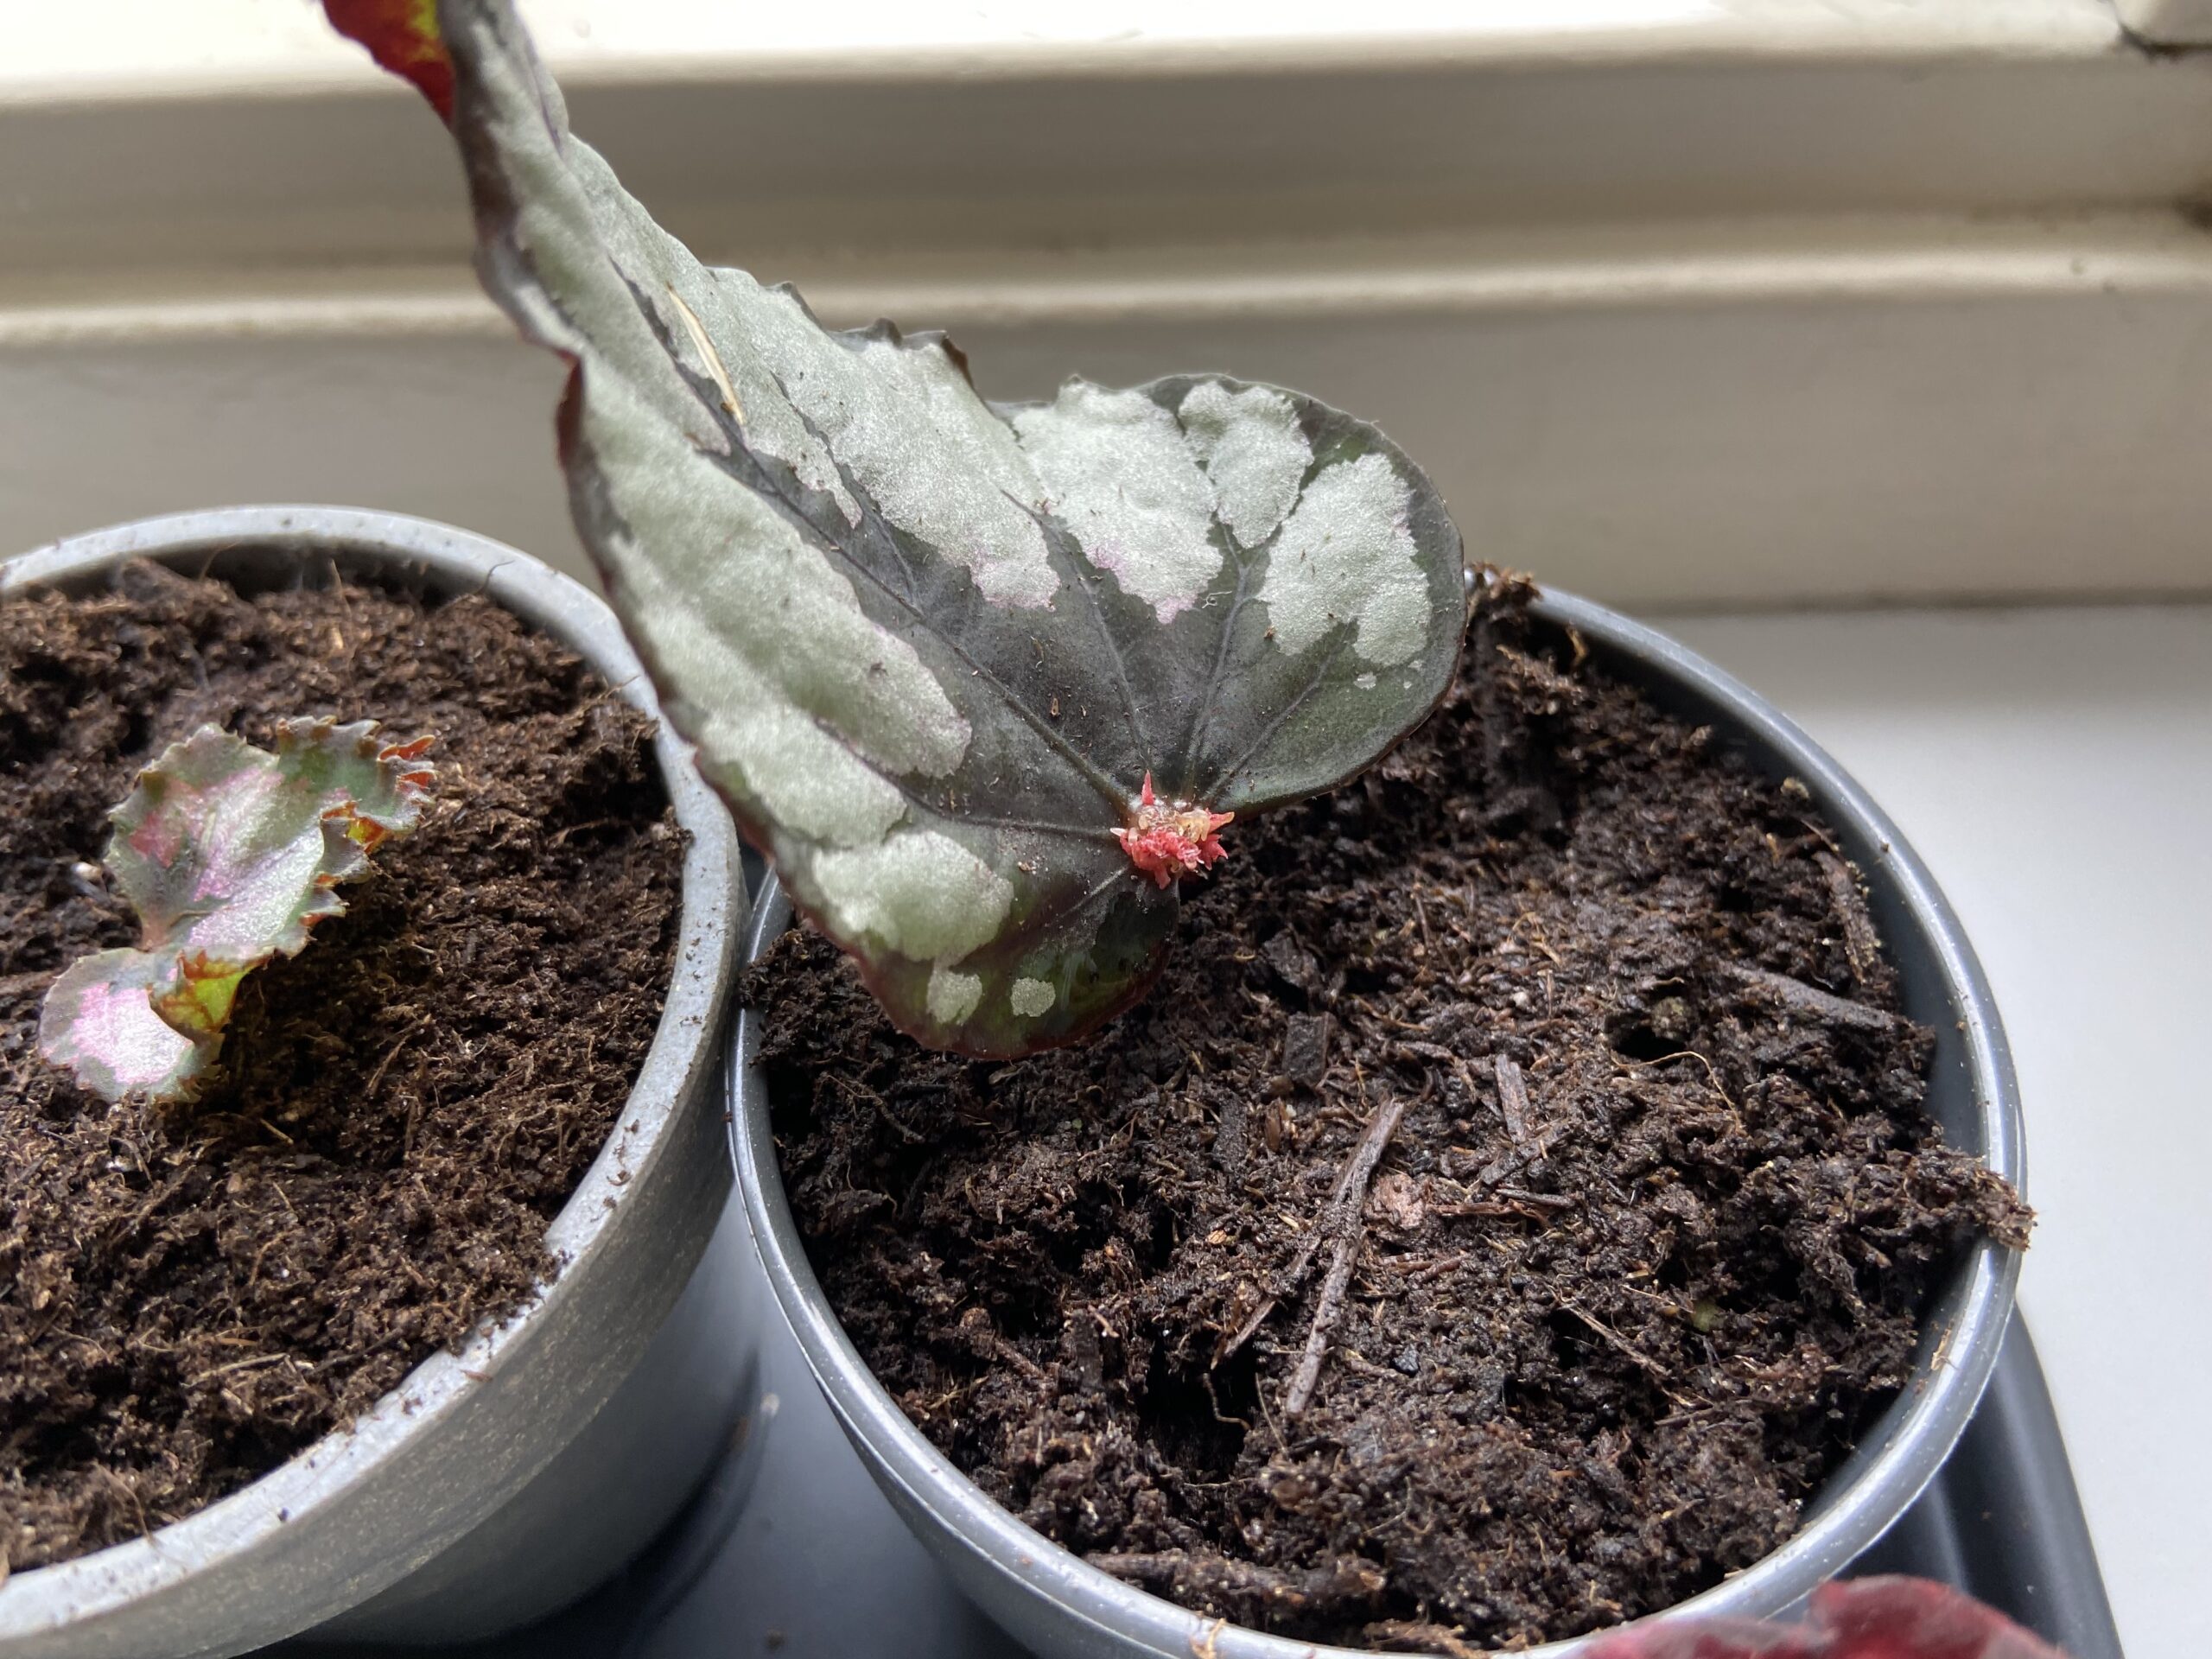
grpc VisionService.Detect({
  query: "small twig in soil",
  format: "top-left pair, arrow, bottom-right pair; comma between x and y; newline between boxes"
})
98,1467 -> 153,1541
1284,1217 -> 1362,1416
1556,1301 -> 1671,1380
1428,1201 -> 1520,1222
367,1015 -> 433,1100
1817,853 -> 1883,984
1652,1402 -> 1735,1429
1199,1368 -> 1253,1434
1330,1070 -> 1412,1233
1213,1071 -> 1417,1367
324,553 -> 359,656
1495,1185 -> 1573,1211
1557,1303 -> 1710,1413
1473,1122 -> 1565,1187
1723,962 -> 1898,1033
1613,1047 -> 1738,1113
1382,1250 -> 1470,1279
992,1335 -> 1046,1384
186,1351 -> 288,1387
1216,1275 -> 1283,1367
910,1376 -> 986,1422
1392,1038 -> 1458,1067
1493,1053 -> 1534,1147
266,1179 -> 302,1230
402,1090 -> 433,1163
1332,1346 -> 1401,1382
868,1093 -> 926,1144
108,1167 -> 198,1249
1280,1070 -> 1410,1415
547,816 -> 627,846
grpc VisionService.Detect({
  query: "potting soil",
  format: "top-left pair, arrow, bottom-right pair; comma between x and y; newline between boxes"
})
748,583 -> 2031,1651
0,561 -> 683,1570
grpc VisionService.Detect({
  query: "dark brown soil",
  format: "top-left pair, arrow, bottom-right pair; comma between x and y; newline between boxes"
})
748,582 -> 2031,1653
0,559 -> 683,1572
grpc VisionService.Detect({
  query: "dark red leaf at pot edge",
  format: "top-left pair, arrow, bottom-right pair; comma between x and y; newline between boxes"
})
1583,1578 -> 2070,1659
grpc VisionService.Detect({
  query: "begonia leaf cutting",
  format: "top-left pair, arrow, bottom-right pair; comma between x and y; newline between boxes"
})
1583,1577 -> 2070,1659
325,0 -> 1467,1056
39,721 -> 434,1103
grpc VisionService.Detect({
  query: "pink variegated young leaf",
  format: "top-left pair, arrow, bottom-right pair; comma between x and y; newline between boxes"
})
1583,1578 -> 2071,1659
40,720 -> 434,1103
322,0 -> 1467,1058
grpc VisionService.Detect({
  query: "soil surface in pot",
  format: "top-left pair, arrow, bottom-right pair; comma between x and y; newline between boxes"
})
0,560 -> 683,1572
749,586 -> 2031,1653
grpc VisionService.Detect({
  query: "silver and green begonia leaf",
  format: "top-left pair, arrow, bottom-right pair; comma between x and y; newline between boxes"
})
328,0 -> 1467,1056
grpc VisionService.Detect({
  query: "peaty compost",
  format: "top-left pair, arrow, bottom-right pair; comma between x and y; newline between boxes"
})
748,583 -> 2030,1652
0,560 -> 682,1572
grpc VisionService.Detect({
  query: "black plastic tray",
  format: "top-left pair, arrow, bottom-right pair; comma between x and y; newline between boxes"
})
292,1294 -> 2121,1659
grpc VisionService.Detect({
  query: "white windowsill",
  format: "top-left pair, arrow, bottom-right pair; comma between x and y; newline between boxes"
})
0,0 -> 2133,104
1673,601 -> 2212,1659
5,0 -> 2210,608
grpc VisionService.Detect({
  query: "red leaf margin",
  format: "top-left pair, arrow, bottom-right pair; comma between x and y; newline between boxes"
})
326,0 -> 454,122
1582,1579 -> 2069,1659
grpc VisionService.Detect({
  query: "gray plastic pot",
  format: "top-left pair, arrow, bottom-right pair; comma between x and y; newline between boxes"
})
731,582 -> 2026,1659
0,507 -> 754,1659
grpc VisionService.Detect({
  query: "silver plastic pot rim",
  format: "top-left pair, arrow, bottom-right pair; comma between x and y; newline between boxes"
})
0,505 -> 742,1652
730,583 -> 2026,1659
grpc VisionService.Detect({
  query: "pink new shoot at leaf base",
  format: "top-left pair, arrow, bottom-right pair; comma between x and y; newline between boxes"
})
1112,773 -> 1235,890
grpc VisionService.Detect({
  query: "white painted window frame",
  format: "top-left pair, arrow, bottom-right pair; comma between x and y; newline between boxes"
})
2118,0 -> 2212,46
3,1 -> 2209,607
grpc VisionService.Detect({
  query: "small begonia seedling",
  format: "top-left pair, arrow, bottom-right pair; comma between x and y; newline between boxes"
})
325,0 -> 1467,1057
40,720 -> 433,1103
1583,1577 -> 2069,1659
